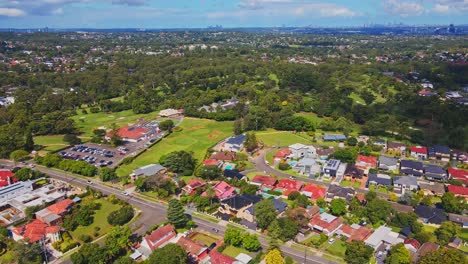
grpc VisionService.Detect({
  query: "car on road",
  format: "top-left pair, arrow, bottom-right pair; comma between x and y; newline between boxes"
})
87,180 -> 93,184
289,176 -> 296,180
212,228 -> 219,233
265,161 -> 270,165
121,192 -> 129,196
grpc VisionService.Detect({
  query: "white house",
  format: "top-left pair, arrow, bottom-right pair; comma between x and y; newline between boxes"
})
288,143 -> 316,159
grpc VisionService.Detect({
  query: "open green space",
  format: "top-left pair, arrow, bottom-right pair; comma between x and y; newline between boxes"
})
72,109 -> 160,137
325,240 -> 347,258
340,180 -> 361,188
256,129 -> 311,147
192,212 -> 220,224
190,233 -> 220,247
116,118 -> 233,176
222,245 -> 250,258
70,198 -> 122,240
460,228 -> 468,241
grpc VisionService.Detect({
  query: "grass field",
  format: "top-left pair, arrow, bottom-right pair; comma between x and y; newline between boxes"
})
72,109 -> 160,137
116,118 -> 233,176
460,228 -> 468,241
34,135 -> 70,152
190,233 -> 220,247
256,129 -> 311,147
325,240 -> 347,258
222,245 -> 250,258
70,198 -> 122,240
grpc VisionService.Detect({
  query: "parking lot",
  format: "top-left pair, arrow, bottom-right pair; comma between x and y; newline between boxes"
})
59,131 -> 166,168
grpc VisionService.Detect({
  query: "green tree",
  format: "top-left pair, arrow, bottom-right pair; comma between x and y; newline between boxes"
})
104,226 -> 131,258
242,234 -> 261,252
196,165 -> 222,180
434,221 -> 460,246
167,199 -> 188,228
234,118 -> 243,135
107,206 -> 134,226
110,133 -> 123,147
345,240 -> 374,264
224,227 -> 243,246
385,243 -> 411,264
99,167 -> 118,182
366,198 -> 394,224
159,120 -> 175,131
420,196 -> 433,207
160,151 -> 197,175
70,243 -> 106,264
347,137 -> 358,146
10,149 -> 29,162
254,199 -> 278,230
244,132 -> 258,152
24,129 -> 35,151
329,198 -> 347,216
316,198 -> 327,208
441,192 -> 467,214
332,149 -> 357,163
148,243 -> 187,264
265,249 -> 284,264
418,248 -> 466,264
268,217 -> 298,241
365,191 -> 377,202
113,257 -> 135,264
14,241 -> 43,264
63,134 -> 82,145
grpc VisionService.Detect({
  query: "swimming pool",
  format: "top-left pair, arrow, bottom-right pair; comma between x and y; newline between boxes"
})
288,161 -> 298,166
225,165 -> 234,170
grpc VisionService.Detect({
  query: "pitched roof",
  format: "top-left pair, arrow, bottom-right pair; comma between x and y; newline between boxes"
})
222,194 -> 262,210
404,238 -> 421,250
225,135 -> 246,145
144,224 -> 175,250
107,126 -> 149,140
12,219 -> 60,243
418,182 -> 445,194
379,156 -> 398,167
447,185 -> 468,196
356,155 -> 377,168
410,146 -> 428,154
417,242 -> 440,258
209,251 -> 235,264
393,176 -> 418,186
424,165 -> 446,174
251,175 -> 277,186
133,164 -> 165,176
301,184 -> 326,200
210,152 -> 237,161
400,160 -> 423,170
388,142 -> 406,149
448,167 -> 468,182
430,145 -> 451,155
206,181 -> 236,200
447,213 -> 468,224
223,169 -> 244,180
414,205 -> 447,224
0,170 -> 16,187
367,174 -> 392,186
274,149 -> 292,158
391,203 -> 414,213
203,159 -> 220,166
338,224 -> 372,242
176,237 -> 207,258
277,179 -> 303,190
344,165 -> 364,179
309,213 -> 343,232
326,185 -> 355,202
47,199 -> 74,215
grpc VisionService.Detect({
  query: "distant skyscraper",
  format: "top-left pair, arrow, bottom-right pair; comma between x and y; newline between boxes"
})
449,24 -> 455,33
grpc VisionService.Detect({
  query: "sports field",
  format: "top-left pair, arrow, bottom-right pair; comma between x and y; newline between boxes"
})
116,118 -> 233,176
256,129 -> 311,147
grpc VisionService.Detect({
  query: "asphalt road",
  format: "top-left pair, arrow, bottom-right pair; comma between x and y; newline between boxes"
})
0,160 -> 337,264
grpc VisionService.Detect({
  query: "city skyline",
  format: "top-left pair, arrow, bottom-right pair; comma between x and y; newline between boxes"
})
0,0 -> 467,29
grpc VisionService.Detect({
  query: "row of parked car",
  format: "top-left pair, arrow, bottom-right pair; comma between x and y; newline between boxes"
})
59,151 -> 113,167
70,145 -> 115,158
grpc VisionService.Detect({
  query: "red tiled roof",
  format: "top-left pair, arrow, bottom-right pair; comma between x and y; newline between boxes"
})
405,238 -> 421,250
355,193 -> 365,202
309,214 -> 343,233
418,242 -> 440,257
209,250 -> 235,264
277,179 -> 303,190
339,224 -> 372,242
176,237 -> 207,258
251,175 -> 277,186
356,155 -> 377,168
301,184 -> 326,200
144,224 -> 176,250
410,146 -> 428,154
12,219 -> 60,243
448,167 -> 468,182
0,170 -> 16,187
203,159 -> 220,166
274,149 -> 292,159
447,185 -> 468,196
203,181 -> 236,200
47,199 -> 74,215
210,152 -> 236,161
107,126 -> 149,140
187,178 -> 205,189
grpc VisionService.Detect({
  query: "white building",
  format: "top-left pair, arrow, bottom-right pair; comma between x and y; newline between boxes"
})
288,143 -> 317,159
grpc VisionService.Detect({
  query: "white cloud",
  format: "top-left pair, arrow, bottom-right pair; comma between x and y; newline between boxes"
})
433,4 -> 450,12
429,0 -> 468,13
0,7 -> 25,17
383,0 -> 425,17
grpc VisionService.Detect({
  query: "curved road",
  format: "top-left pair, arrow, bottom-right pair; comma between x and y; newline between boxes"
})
0,160 -> 337,264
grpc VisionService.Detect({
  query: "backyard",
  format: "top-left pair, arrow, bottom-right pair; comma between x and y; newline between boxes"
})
222,245 -> 251,258
189,232 -> 220,247
116,118 -> 233,176
325,240 -> 347,258
256,129 -> 311,147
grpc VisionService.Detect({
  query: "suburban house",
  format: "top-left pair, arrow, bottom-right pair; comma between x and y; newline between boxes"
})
387,142 -> 406,157
415,205 -> 447,225
131,164 -> 165,178
393,176 -> 418,194
343,165 -> 364,181
218,194 -> 262,222
414,242 -> 440,263
322,159 -> 341,178
400,160 -> 424,177
223,169 -> 245,181
305,206 -> 321,219
325,185 -> 355,203
12,219 -> 61,243
222,135 -> 246,152
316,148 -> 335,160
293,158 -> 321,178
275,179 -> 303,196
447,213 -> 468,228
288,143 -> 316,159
274,149 -> 292,160
0,170 -> 16,187
323,134 -> 346,141
418,181 -> 445,196
364,225 -> 404,249
447,185 -> 468,199
428,145 -> 451,161
182,179 -> 206,196
391,203 -> 414,214
176,236 -> 209,263
308,213 -> 343,235
378,156 -> 398,172
35,199 -> 74,225
202,159 -> 222,167
424,165 -> 447,181
250,175 -> 278,189
210,151 -> 237,161
404,238 -> 421,253
410,146 -> 428,160
367,174 -> 392,187
448,167 -> 468,183
209,251 -> 236,264
159,108 -> 183,117
373,138 -> 387,148
355,155 -> 377,174
138,224 -> 176,258
247,198 -> 288,218
301,184 -> 326,200
203,181 -> 236,200
336,224 -> 372,242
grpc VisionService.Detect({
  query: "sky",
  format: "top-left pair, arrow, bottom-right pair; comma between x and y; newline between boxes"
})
0,0 -> 467,28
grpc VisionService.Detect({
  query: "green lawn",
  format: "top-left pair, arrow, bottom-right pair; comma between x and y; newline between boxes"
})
70,198 -> 122,240
190,233 -> 220,247
460,228 -> 468,241
295,112 -> 330,125
72,109 -> 160,137
116,118 -> 233,176
325,240 -> 347,258
349,92 -> 365,105
256,129 -> 311,147
340,180 -> 360,188
378,186 -> 389,194
222,245 -> 250,258
266,149 -> 275,165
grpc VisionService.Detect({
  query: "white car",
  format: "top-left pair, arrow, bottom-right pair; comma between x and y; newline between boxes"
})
328,238 -> 335,244
121,192 -> 129,196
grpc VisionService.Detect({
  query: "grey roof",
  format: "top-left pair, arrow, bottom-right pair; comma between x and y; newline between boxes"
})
418,182 -> 445,194
272,199 -> 288,213
364,226 -> 403,248
379,156 -> 398,167
326,185 -> 355,202
324,159 -> 341,170
296,158 -> 316,167
415,205 -> 447,225
448,213 -> 468,224
400,160 -> 423,170
393,176 -> 418,187
323,134 -> 346,141
367,174 -> 392,186
133,164 -> 165,176
223,194 -> 261,210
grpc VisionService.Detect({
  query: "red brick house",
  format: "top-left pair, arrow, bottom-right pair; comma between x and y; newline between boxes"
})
209,250 -> 235,264
448,167 -> 468,184
308,213 -> 343,236
250,175 -> 277,188
336,224 -> 372,242
182,179 -> 206,196
447,185 -> 468,199
176,237 -> 209,263
301,184 -> 326,200
138,224 -> 176,256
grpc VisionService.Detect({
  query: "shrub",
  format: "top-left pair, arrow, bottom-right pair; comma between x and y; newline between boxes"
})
79,235 -> 92,243
89,107 -> 100,113
278,162 -> 291,171
107,206 -> 134,226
